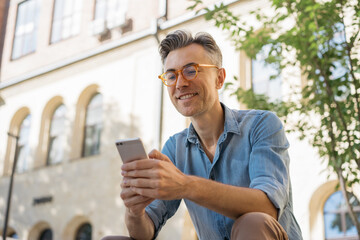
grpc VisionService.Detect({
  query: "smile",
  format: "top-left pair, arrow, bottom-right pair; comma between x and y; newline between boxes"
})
178,93 -> 198,100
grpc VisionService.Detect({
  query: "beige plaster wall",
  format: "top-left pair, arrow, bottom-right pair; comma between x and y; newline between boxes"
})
1,0 -> 357,239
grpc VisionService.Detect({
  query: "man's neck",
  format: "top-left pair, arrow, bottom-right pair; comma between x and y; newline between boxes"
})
190,101 -> 225,150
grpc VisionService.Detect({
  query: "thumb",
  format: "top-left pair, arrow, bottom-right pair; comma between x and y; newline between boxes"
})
148,149 -> 171,162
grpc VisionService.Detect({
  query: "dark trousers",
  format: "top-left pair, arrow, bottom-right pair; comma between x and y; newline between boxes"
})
101,212 -> 289,240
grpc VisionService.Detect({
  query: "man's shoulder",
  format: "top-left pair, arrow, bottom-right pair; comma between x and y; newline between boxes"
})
171,127 -> 189,140
227,105 -> 269,114
223,105 -> 282,135
161,128 -> 189,161
164,127 -> 189,146
227,107 -> 276,123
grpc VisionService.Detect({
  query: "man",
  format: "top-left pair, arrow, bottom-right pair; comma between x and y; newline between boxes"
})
103,30 -> 302,240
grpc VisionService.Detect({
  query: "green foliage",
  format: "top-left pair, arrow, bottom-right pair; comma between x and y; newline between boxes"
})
189,0 -> 360,234
225,79 -> 297,123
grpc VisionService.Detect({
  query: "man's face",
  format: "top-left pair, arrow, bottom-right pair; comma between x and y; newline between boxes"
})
164,44 -> 223,118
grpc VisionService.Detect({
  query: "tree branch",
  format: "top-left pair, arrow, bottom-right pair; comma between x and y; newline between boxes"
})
328,110 -> 360,239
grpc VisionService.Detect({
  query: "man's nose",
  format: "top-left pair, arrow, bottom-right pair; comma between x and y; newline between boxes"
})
176,73 -> 190,88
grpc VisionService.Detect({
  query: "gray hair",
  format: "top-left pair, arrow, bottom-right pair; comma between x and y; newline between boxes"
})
159,29 -> 222,67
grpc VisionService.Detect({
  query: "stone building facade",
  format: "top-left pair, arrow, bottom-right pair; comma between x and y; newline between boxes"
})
0,0 -> 359,240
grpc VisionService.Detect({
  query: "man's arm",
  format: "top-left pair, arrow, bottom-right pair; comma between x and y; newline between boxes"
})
121,183 -> 155,239
182,175 -> 277,220
122,150 -> 278,221
125,209 -> 154,240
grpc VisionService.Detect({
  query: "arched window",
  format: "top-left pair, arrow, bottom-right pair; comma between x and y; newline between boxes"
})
324,191 -> 360,239
251,44 -> 282,102
9,232 -> 18,239
82,94 -> 103,157
16,114 -> 32,173
47,104 -> 66,165
39,228 -> 52,240
75,223 -> 92,240
6,228 -> 18,239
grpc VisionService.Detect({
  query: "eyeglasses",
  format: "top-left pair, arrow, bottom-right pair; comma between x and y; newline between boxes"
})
158,63 -> 219,86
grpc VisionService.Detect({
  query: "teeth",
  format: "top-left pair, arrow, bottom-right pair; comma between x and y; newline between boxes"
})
179,94 -> 196,100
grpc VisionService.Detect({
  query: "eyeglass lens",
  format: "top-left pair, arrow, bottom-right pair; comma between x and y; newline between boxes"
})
164,65 -> 197,85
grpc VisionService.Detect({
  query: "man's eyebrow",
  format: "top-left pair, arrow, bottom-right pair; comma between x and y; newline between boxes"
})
165,62 -> 197,72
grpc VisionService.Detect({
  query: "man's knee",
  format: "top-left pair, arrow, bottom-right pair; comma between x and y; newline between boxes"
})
231,212 -> 288,240
236,212 -> 273,226
100,236 -> 132,240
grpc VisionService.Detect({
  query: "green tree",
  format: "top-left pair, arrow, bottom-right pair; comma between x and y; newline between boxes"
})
189,0 -> 360,237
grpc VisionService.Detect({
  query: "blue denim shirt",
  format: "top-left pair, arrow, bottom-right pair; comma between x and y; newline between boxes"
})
146,103 -> 302,240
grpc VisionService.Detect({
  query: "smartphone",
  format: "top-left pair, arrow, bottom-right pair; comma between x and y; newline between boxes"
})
115,137 -> 148,163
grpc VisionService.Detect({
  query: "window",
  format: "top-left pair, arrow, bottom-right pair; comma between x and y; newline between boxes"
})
92,0 -> 127,34
329,22 -> 349,101
39,229 -> 52,240
12,0 -> 40,59
6,228 -> 18,239
16,114 -> 32,173
251,44 -> 282,102
324,191 -> 360,239
75,223 -> 92,240
82,94 -> 102,157
47,104 -> 66,165
51,0 -> 83,43
7,232 -> 19,239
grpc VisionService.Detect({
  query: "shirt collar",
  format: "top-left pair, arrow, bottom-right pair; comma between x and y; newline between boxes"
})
186,102 -> 240,145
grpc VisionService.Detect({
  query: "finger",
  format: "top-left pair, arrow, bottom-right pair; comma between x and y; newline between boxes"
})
120,187 -> 138,199
121,159 -> 159,171
148,149 -> 171,162
121,177 -> 137,188
121,187 -> 153,204
131,187 -> 164,199
123,194 -> 153,207
127,198 -> 154,217
122,169 -> 159,178
123,178 -> 158,189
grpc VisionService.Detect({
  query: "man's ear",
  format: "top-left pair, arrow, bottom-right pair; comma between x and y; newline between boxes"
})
216,68 -> 226,89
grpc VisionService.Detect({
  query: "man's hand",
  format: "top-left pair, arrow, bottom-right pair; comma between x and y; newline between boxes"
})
121,190 -> 155,240
120,160 -> 157,239
121,149 -> 190,200
122,149 -> 277,221
120,183 -> 154,217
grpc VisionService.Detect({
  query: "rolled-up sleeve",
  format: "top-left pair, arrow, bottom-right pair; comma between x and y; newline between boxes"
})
248,111 -> 290,218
